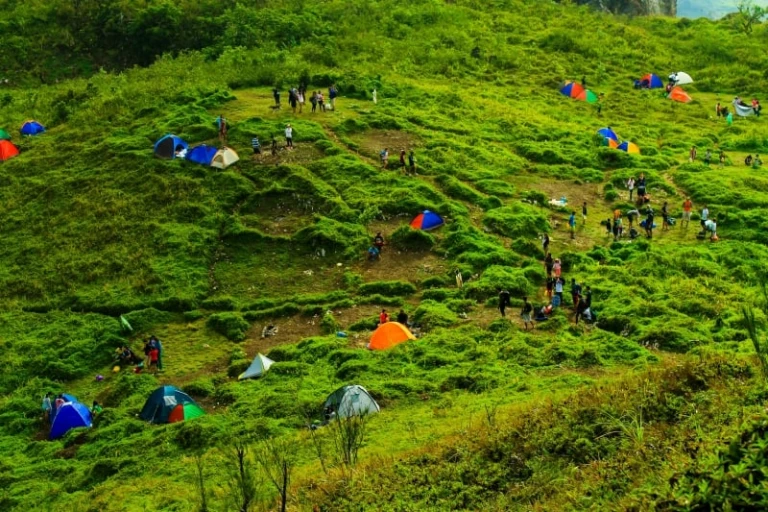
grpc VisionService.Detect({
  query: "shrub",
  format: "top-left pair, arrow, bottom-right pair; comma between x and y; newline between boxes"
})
356,294 -> 404,306
184,378 -> 215,397
348,315 -> 379,332
482,204 -> 550,239
358,280 -> 417,297
320,312 -> 340,334
520,189 -> 548,205
389,225 -> 436,251
242,303 -> 301,321
183,310 -> 203,321
421,275 -> 450,288
412,300 -> 458,330
464,266 -> 532,300
201,296 -> 238,311
206,312 -> 250,341
122,308 -> 173,333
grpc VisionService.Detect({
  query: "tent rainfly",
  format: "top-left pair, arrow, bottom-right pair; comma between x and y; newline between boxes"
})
324,385 -> 380,418
238,353 -> 275,380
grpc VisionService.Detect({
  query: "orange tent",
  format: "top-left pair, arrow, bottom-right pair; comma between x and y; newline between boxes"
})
368,322 -> 415,350
668,86 -> 692,104
0,140 -> 19,162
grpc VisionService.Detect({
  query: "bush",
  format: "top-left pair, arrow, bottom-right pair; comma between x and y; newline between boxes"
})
412,300 -> 458,330
183,310 -> 203,321
483,204 -> 550,239
201,296 -> 238,311
389,225 -> 436,251
358,280 -> 417,297
243,303 -> 301,321
206,312 -> 250,341
122,308 -> 173,333
464,266 -> 532,300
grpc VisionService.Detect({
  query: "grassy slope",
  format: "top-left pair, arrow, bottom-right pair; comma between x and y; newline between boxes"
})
1,1 -> 768,510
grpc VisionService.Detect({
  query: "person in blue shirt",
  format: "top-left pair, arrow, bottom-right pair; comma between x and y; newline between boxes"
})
568,211 -> 576,239
251,137 -> 261,155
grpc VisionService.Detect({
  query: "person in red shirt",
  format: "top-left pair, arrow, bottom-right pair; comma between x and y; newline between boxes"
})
379,309 -> 389,325
682,198 -> 693,228
148,347 -> 159,372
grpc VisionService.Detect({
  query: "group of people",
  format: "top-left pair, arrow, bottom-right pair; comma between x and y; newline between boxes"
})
274,85 -> 338,113
380,148 -> 417,174
115,336 -> 164,373
688,146 -> 726,167
745,154 -> 763,169
367,232 -> 386,260
42,393 -> 102,424
379,308 -> 409,326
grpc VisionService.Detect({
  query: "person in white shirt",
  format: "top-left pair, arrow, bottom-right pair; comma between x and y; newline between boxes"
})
700,205 -> 709,230
285,124 -> 293,149
627,177 -> 636,201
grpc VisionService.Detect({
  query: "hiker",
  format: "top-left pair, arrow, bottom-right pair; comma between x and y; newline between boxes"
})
575,295 -> 589,325
554,277 -> 565,306
285,124 -> 293,149
582,201 -> 587,223
727,111 -> 733,125
542,233 -> 550,254
91,401 -> 103,416
682,198 -> 692,228
756,99 -> 762,117
719,151 -> 726,168
372,88 -> 377,104
143,339 -> 152,367
216,114 -> 225,133
661,202 -> 670,231
251,136 -> 261,155
408,150 -> 416,174
273,87 -> 280,106
626,176 -> 635,200
700,204 -> 709,229
54,394 -> 65,417
379,309 -> 389,324
716,102 -> 722,117
298,89 -> 305,113
584,286 -> 592,308
397,309 -> 409,325
521,296 -> 534,331
704,149 -> 712,165
271,137 -> 278,156
706,218 -> 718,240
399,149 -> 406,171
570,279 -> 582,309
546,276 -> 555,299
596,93 -> 604,115
553,258 -> 562,278
644,208 -> 654,239
148,345 -> 159,372
289,88 -> 298,113
310,91 -> 318,113
754,155 -> 763,169
498,289 -> 511,317
329,84 -> 338,110
568,211 -> 576,239
149,335 -> 163,371
367,245 -> 380,261
745,155 -> 753,166
613,215 -> 623,240
117,346 -> 139,365
689,146 -> 697,163
373,232 -> 385,252
637,173 -> 646,198
626,208 -> 639,229
752,98 -> 759,115
42,392 -> 52,423
544,252 -> 554,277
317,91 -> 325,112
605,217 -> 612,235
380,148 -> 389,168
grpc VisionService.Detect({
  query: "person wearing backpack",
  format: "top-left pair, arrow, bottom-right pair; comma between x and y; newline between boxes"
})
380,148 -> 389,168
521,296 -> 534,331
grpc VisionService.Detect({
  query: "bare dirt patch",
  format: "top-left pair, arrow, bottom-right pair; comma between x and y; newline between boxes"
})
348,129 -> 422,162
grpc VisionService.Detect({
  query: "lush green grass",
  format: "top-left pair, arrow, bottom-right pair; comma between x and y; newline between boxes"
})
1,0 -> 768,510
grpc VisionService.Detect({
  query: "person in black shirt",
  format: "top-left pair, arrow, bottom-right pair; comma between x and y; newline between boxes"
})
373,232 -> 385,253
396,310 -> 408,326
661,202 -> 670,231
521,296 -> 534,330
637,173 -> 647,199
498,289 -> 511,317
645,208 -> 654,239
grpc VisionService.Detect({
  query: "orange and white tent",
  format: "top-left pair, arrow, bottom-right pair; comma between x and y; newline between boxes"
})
368,322 -> 415,350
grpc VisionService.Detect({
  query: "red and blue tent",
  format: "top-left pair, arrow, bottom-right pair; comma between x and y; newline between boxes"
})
154,134 -> 189,160
597,128 -> 618,142
560,81 -> 585,99
641,73 -> 664,89
50,401 -> 92,439
20,120 -> 45,136
185,144 -> 218,165
410,210 -> 444,231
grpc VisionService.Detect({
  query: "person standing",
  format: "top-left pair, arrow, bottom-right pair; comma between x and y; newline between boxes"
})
645,208 -> 654,239
568,211 -> 576,239
701,204 -> 709,230
554,277 -> 565,306
317,91 -> 325,112
380,148 -> 389,168
379,309 -> 389,324
716,102 -> 721,117
544,252 -> 554,277
408,150 -> 416,174
719,151 -> 726,168
584,286 -> 592,308
397,309 -> 408,325
661,202 -> 670,231
570,279 -> 582,309
682,198 -> 692,228
613,215 -> 622,240
271,137 -> 278,156
285,124 -> 293,149
581,76 -> 587,88
298,89 -> 305,113
689,146 -> 697,163
289,88 -> 298,114
399,149 -> 406,172
150,335 -> 163,371
251,136 -> 261,155
582,202 -> 587,223
545,276 -> 554,299
704,149 -> 712,165
636,173 -> 647,199
521,296 -> 534,331
329,84 -> 338,110
627,176 -> 636,201
310,91 -> 318,113
273,87 -> 280,107
498,289 -> 511,317
218,116 -> 227,145
542,233 -> 550,254
553,258 -> 562,278
42,392 -> 52,423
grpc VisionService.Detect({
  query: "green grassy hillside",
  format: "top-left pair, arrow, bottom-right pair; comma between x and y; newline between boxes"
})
2,1 -> 768,510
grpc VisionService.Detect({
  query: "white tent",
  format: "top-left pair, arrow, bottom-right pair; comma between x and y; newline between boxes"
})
733,100 -> 755,117
238,353 -> 275,380
211,147 -> 240,169
670,72 -> 694,85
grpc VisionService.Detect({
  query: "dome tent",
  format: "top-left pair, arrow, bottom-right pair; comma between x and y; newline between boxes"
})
210,147 -> 240,169
324,385 -> 380,418
154,134 -> 189,160
618,141 -> 641,154
0,129 -> 11,140
50,401 -> 92,440
640,73 -> 664,89
597,128 -> 618,142
20,120 -> 45,136
368,322 -> 415,350
410,210 -> 444,231
670,72 -> 693,85
238,353 -> 275,380
186,144 -> 219,166
140,386 -> 204,424
668,86 -> 692,104
0,140 -> 19,162
575,89 -> 598,104
560,81 -> 585,99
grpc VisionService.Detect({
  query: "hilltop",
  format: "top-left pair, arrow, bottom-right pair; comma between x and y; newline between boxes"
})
2,1 -> 768,510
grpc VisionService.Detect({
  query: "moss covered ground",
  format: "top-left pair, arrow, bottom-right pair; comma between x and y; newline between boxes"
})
2,0 -> 768,510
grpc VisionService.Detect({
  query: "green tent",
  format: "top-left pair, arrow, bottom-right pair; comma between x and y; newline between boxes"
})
0,129 -> 11,141
324,385 -> 380,418
238,353 -> 275,380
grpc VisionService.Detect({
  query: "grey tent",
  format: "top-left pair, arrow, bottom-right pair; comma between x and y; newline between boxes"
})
238,353 -> 275,380
323,385 -> 380,418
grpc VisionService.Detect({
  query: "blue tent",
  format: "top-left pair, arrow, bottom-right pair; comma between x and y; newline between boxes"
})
154,134 -> 189,159
50,401 -> 92,439
186,144 -> 218,166
641,73 -> 664,89
20,120 -> 45,136
410,210 -> 445,231
140,385 -> 202,424
597,128 -> 618,142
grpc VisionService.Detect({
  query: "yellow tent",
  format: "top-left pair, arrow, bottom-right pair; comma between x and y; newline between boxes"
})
211,147 -> 239,169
